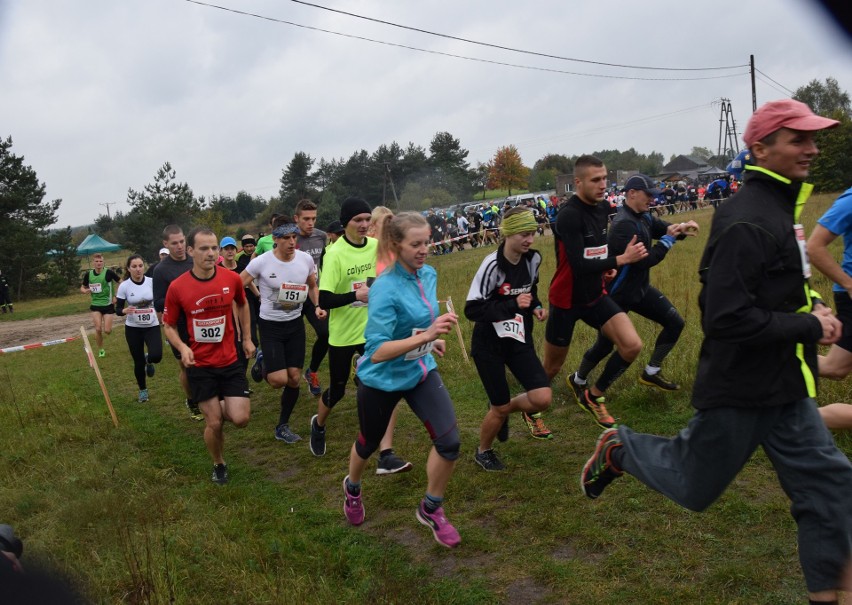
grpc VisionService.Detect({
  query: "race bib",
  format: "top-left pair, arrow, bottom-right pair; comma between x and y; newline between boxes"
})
794,224 -> 811,279
133,308 -> 156,326
89,283 -> 102,294
350,281 -> 367,307
193,316 -> 226,343
583,245 -> 608,259
493,314 -> 526,343
405,328 -> 434,361
278,282 -> 308,304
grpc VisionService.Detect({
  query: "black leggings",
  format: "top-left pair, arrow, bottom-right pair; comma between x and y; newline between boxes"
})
246,291 -> 260,347
321,343 -> 364,410
580,286 -> 684,383
124,325 -> 163,389
354,371 -> 460,461
302,299 -> 329,372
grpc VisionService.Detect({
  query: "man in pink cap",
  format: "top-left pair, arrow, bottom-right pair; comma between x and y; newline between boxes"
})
580,98 -> 852,604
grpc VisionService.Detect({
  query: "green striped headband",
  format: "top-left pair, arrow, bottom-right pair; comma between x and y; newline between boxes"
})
500,210 -> 538,237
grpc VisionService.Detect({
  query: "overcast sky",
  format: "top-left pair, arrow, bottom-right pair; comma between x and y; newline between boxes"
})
2,0 -> 851,227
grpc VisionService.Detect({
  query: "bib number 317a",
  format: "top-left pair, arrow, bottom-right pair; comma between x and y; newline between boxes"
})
493,314 -> 525,343
193,316 -> 226,343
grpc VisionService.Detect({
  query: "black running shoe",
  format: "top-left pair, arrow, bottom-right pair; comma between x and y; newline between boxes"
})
567,372 -> 586,404
250,349 -> 264,383
211,463 -> 229,485
376,450 -> 413,475
639,370 -> 680,391
474,448 -> 506,471
274,424 -> 302,444
309,414 -> 326,457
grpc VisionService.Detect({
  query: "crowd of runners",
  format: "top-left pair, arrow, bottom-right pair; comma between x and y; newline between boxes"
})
73,99 -> 852,601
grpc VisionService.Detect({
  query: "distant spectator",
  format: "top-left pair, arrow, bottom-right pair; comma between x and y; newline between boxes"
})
325,221 -> 345,245
144,247 -> 169,278
0,269 -> 13,314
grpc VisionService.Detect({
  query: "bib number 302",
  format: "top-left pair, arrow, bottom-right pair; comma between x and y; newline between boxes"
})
193,316 -> 226,343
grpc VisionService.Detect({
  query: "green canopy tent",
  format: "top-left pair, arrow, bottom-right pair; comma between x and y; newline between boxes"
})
76,234 -> 123,271
76,234 -> 121,257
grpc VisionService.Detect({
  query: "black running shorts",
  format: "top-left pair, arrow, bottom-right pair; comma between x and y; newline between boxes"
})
186,361 -> 250,403
544,297 -> 622,347
472,342 -> 549,406
259,317 -> 306,373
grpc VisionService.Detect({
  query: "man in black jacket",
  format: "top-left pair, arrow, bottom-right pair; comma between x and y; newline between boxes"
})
581,99 -> 852,603
570,174 -> 698,393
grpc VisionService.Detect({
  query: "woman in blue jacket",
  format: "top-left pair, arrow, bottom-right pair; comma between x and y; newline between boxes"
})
342,212 -> 463,548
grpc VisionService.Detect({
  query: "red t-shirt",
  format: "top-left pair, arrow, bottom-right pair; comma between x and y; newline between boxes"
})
163,267 -> 246,368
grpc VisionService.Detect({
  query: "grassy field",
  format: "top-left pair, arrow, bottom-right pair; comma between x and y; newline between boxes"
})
1,194 -> 850,604
472,188 -> 532,201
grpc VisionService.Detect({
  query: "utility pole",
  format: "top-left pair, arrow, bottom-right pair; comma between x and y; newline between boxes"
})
382,163 -> 400,210
99,202 -> 116,219
750,54 -> 757,112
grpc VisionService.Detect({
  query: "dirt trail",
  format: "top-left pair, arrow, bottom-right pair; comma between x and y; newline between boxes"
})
0,313 -> 126,349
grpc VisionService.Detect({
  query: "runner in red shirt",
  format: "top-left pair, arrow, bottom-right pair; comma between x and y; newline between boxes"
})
163,228 -> 256,485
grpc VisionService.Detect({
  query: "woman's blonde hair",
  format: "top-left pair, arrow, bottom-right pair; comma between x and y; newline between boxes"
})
368,206 -> 394,237
379,212 -> 429,264
371,206 -> 395,268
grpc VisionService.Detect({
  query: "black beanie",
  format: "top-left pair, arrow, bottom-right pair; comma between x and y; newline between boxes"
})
340,197 -> 372,228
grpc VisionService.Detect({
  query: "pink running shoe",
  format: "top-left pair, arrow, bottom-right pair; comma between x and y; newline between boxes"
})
416,502 -> 460,548
343,476 -> 364,526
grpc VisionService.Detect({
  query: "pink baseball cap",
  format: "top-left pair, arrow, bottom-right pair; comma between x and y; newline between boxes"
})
743,99 -> 839,147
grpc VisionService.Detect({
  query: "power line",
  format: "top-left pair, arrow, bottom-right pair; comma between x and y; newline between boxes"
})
181,0 -> 750,82
755,68 -> 796,96
289,0 -> 749,72
755,74 -> 792,98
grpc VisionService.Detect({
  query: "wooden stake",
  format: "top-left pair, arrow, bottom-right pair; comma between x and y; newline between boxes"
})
445,297 -> 469,364
80,326 -> 119,427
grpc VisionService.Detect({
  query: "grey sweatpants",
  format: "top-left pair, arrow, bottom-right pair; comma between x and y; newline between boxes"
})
616,399 -> 852,593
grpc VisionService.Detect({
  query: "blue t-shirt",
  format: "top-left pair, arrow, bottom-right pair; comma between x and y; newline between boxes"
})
817,186 -> 852,292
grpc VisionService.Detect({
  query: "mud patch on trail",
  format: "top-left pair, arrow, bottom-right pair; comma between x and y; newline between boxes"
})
552,540 -> 606,563
503,576 -> 553,604
0,312 -> 125,349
